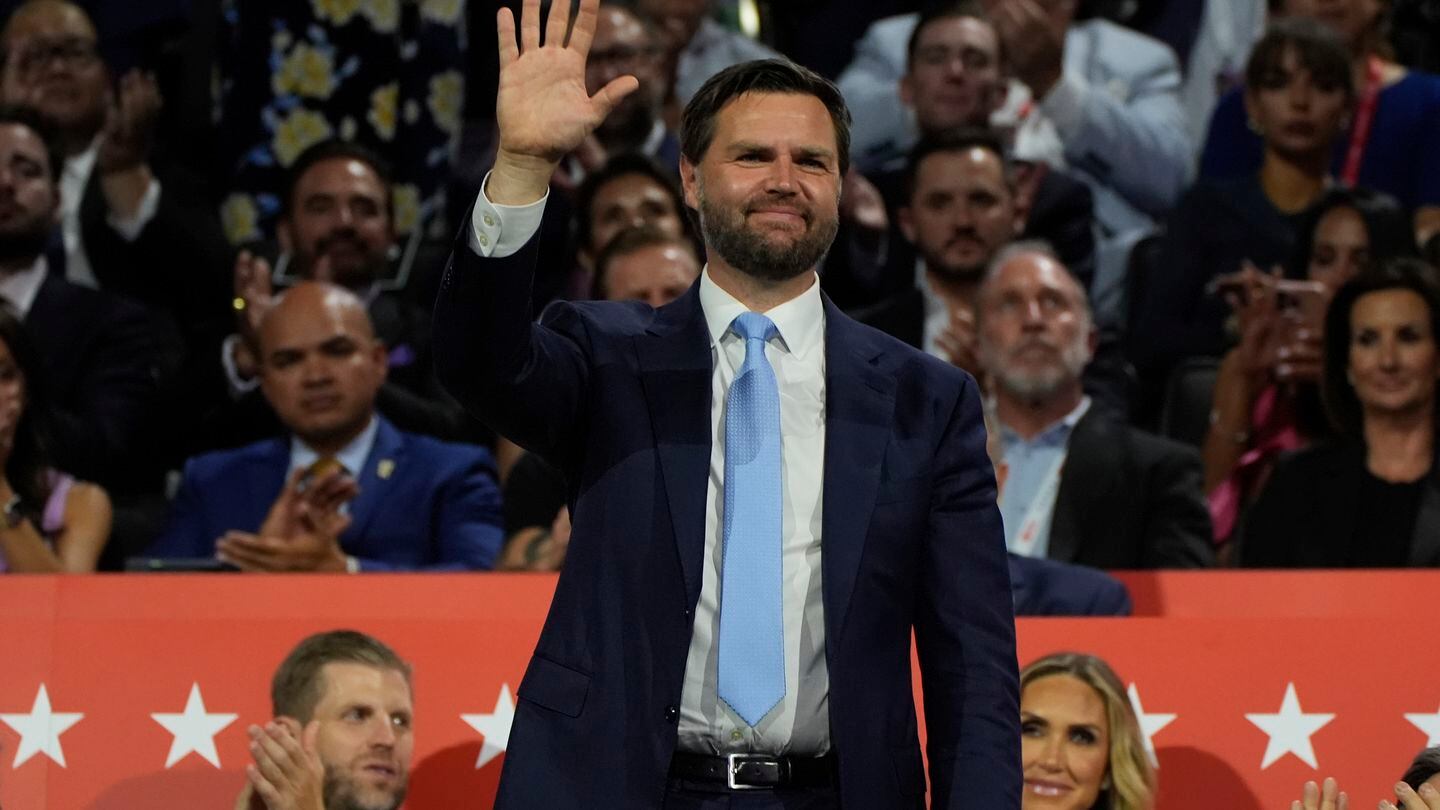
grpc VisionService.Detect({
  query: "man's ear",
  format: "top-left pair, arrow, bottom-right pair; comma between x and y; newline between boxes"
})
372,339 -> 390,385
277,219 -> 294,255
897,205 -> 917,245
679,154 -> 699,211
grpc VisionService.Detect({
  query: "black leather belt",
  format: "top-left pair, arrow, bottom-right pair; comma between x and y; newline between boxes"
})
669,751 -> 837,790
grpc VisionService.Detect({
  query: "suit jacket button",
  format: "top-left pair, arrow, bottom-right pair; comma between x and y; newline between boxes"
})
664,705 -> 678,723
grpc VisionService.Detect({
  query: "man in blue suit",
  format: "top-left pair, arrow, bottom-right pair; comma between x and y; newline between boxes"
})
433,1 -> 1018,807
149,282 -> 503,571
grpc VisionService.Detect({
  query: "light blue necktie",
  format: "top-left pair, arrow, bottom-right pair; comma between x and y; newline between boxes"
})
717,311 -> 785,728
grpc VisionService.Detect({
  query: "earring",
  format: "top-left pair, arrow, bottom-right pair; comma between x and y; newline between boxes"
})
1101,774 -> 1113,790
1246,117 -> 1264,136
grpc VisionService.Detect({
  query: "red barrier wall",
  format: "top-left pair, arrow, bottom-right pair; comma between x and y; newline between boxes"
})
2,573 -> 1435,809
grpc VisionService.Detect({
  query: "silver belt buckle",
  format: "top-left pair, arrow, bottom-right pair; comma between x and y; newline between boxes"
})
725,753 -> 771,790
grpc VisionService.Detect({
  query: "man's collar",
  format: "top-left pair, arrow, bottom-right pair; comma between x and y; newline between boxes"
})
998,396 -> 1092,446
290,415 -> 381,476
0,254 -> 50,319
698,267 -> 825,361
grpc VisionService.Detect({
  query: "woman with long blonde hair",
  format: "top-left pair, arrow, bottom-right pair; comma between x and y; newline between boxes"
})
1019,652 -> 1156,810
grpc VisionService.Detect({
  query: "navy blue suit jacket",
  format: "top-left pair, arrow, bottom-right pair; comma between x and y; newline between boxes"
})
1008,554 -> 1133,617
147,417 -> 503,570
434,230 -> 1019,809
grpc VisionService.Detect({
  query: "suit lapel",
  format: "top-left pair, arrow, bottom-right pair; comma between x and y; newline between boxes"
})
821,300 -> 895,644
243,439 -> 291,532
1048,411 -> 1110,563
343,418 -> 406,544
637,285 -> 713,608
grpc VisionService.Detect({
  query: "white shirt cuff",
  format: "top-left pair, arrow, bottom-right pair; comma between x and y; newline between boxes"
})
221,333 -> 261,398
468,171 -> 548,258
105,178 -> 161,242
1037,73 -> 1089,140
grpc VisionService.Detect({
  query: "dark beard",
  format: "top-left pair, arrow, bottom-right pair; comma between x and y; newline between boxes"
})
697,192 -> 837,283
0,225 -> 52,266
294,231 -> 389,291
323,762 -> 407,810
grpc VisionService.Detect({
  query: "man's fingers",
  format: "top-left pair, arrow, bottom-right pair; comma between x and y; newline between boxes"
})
497,7 -> 519,66
245,764 -> 283,804
248,729 -> 294,792
520,0 -> 541,53
544,0 -> 572,48
1321,777 -> 1339,810
592,75 -> 640,121
568,0 -> 600,55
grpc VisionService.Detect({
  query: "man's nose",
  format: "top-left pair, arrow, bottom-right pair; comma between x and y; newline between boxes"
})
766,156 -> 796,193
370,718 -> 397,746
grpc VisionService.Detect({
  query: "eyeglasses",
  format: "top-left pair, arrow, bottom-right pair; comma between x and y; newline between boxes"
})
8,38 -> 99,72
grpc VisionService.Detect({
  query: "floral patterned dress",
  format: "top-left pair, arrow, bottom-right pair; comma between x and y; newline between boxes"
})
214,0 -> 467,246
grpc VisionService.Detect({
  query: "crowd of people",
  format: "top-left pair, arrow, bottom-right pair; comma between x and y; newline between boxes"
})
0,0 -> 1436,807
0,0 -> 1430,589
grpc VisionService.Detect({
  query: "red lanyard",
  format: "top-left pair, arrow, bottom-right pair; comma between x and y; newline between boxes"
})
1341,57 -> 1384,187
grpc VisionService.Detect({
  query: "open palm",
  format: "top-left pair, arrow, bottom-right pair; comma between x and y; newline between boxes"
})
495,0 -> 638,165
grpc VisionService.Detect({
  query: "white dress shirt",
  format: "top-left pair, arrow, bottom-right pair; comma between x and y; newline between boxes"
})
289,415 -> 379,482
0,255 -> 51,318
468,181 -> 832,755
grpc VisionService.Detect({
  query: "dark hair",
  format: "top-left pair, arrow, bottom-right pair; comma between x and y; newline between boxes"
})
1289,186 -> 1417,279
282,139 -> 394,221
0,304 -> 57,522
1322,258 -> 1440,437
902,126 -> 1012,204
906,1 -> 998,70
574,151 -> 687,253
271,630 -> 411,721
680,58 -> 851,177
592,223 -> 699,299
0,104 -> 63,182
1403,747 -> 1440,792
1245,17 -> 1356,105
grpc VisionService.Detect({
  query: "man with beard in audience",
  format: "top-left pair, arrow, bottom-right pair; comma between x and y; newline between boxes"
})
0,103 -> 172,554
976,242 -> 1214,569
207,140 -> 478,452
236,630 -> 413,810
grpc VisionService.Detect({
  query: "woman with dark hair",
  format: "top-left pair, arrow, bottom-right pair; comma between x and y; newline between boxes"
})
0,307 -> 111,572
1019,652 -> 1156,810
1242,258 -> 1440,566
1204,187 -> 1416,541
1131,18 -> 1355,383
1200,0 -> 1440,247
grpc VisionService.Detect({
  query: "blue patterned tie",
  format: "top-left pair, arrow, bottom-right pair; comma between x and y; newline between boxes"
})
717,311 -> 785,728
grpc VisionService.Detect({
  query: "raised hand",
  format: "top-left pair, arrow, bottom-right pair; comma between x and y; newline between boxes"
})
244,720 -> 325,810
1388,780 -> 1440,810
1293,777 -> 1348,810
234,250 -> 275,356
97,69 -> 161,175
489,0 -> 638,204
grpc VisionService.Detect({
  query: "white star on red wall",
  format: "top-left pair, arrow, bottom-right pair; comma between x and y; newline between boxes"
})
151,683 -> 239,768
0,684 -> 84,768
1246,682 -> 1334,769
462,683 -> 516,769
